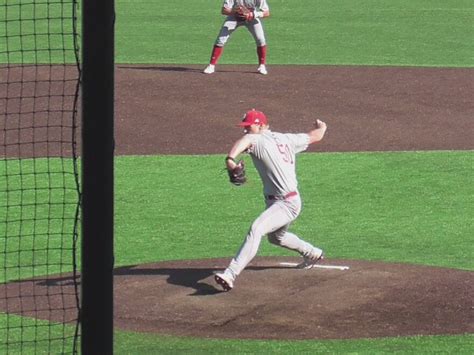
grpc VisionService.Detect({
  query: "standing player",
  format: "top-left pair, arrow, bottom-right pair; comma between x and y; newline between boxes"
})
203,0 -> 270,75
215,109 -> 328,291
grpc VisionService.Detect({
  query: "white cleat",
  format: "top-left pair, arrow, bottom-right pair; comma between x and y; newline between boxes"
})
214,272 -> 234,292
257,64 -> 268,75
297,249 -> 324,269
203,64 -> 215,74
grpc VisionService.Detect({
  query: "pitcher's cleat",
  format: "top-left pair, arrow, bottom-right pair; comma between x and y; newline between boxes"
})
297,249 -> 324,269
214,272 -> 234,291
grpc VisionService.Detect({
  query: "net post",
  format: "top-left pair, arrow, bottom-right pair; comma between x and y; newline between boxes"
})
81,0 -> 115,354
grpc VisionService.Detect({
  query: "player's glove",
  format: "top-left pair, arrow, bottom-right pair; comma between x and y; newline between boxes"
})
227,160 -> 247,186
234,6 -> 255,22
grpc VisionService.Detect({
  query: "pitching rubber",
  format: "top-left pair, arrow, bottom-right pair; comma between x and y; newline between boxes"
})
279,262 -> 350,270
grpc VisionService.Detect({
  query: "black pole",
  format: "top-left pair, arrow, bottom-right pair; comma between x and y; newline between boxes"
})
81,0 -> 115,354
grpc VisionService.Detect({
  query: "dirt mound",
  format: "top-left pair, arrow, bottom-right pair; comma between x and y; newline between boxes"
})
3,257 -> 472,340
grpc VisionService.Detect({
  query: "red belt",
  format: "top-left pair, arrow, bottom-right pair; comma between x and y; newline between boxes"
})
266,191 -> 298,200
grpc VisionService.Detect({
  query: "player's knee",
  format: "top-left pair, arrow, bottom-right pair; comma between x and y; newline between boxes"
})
248,223 -> 267,240
215,39 -> 227,47
216,32 -> 231,46
267,232 -> 283,246
268,235 -> 280,246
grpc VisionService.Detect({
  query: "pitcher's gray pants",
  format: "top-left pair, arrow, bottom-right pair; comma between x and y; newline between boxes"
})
226,194 -> 321,280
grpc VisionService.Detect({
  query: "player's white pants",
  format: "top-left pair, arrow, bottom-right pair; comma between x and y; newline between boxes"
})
215,17 -> 266,47
227,194 -> 317,279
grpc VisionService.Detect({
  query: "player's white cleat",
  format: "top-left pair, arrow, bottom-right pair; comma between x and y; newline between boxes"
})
203,64 -> 215,74
214,272 -> 234,292
297,249 -> 324,269
257,64 -> 268,75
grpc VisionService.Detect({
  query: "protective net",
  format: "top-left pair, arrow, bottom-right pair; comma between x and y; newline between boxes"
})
0,1 -> 81,354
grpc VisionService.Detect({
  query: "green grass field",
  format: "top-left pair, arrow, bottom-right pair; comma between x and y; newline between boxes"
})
2,0 -> 474,353
113,152 -> 474,271
3,0 -> 474,66
114,0 -> 474,67
1,314 -> 473,354
2,152 -> 473,353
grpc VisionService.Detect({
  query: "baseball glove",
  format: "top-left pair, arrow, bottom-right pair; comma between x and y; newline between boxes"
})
228,160 -> 247,186
234,6 -> 254,22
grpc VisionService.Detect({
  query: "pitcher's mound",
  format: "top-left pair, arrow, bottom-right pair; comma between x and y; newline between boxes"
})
113,257 -> 473,339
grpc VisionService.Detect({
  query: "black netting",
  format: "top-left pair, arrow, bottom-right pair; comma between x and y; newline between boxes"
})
0,1 -> 81,354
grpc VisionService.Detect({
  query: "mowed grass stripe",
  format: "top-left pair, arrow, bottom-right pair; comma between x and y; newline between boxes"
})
4,1 -> 472,66
114,150 -> 473,271
1,312 -> 472,354
114,0 -> 474,67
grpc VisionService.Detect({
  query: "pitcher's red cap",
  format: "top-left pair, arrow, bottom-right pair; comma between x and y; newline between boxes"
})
238,109 -> 268,127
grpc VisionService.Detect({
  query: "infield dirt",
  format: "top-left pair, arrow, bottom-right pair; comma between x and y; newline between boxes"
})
115,64 -> 474,155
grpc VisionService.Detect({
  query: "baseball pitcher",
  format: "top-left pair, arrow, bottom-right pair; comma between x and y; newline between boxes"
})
215,109 -> 328,291
203,0 -> 270,75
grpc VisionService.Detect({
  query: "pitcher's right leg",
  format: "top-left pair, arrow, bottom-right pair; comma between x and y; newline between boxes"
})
268,229 -> 322,258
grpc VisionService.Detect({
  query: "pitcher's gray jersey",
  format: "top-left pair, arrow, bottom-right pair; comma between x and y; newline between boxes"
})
247,130 -> 310,196
224,0 -> 269,11
215,117 -> 328,291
